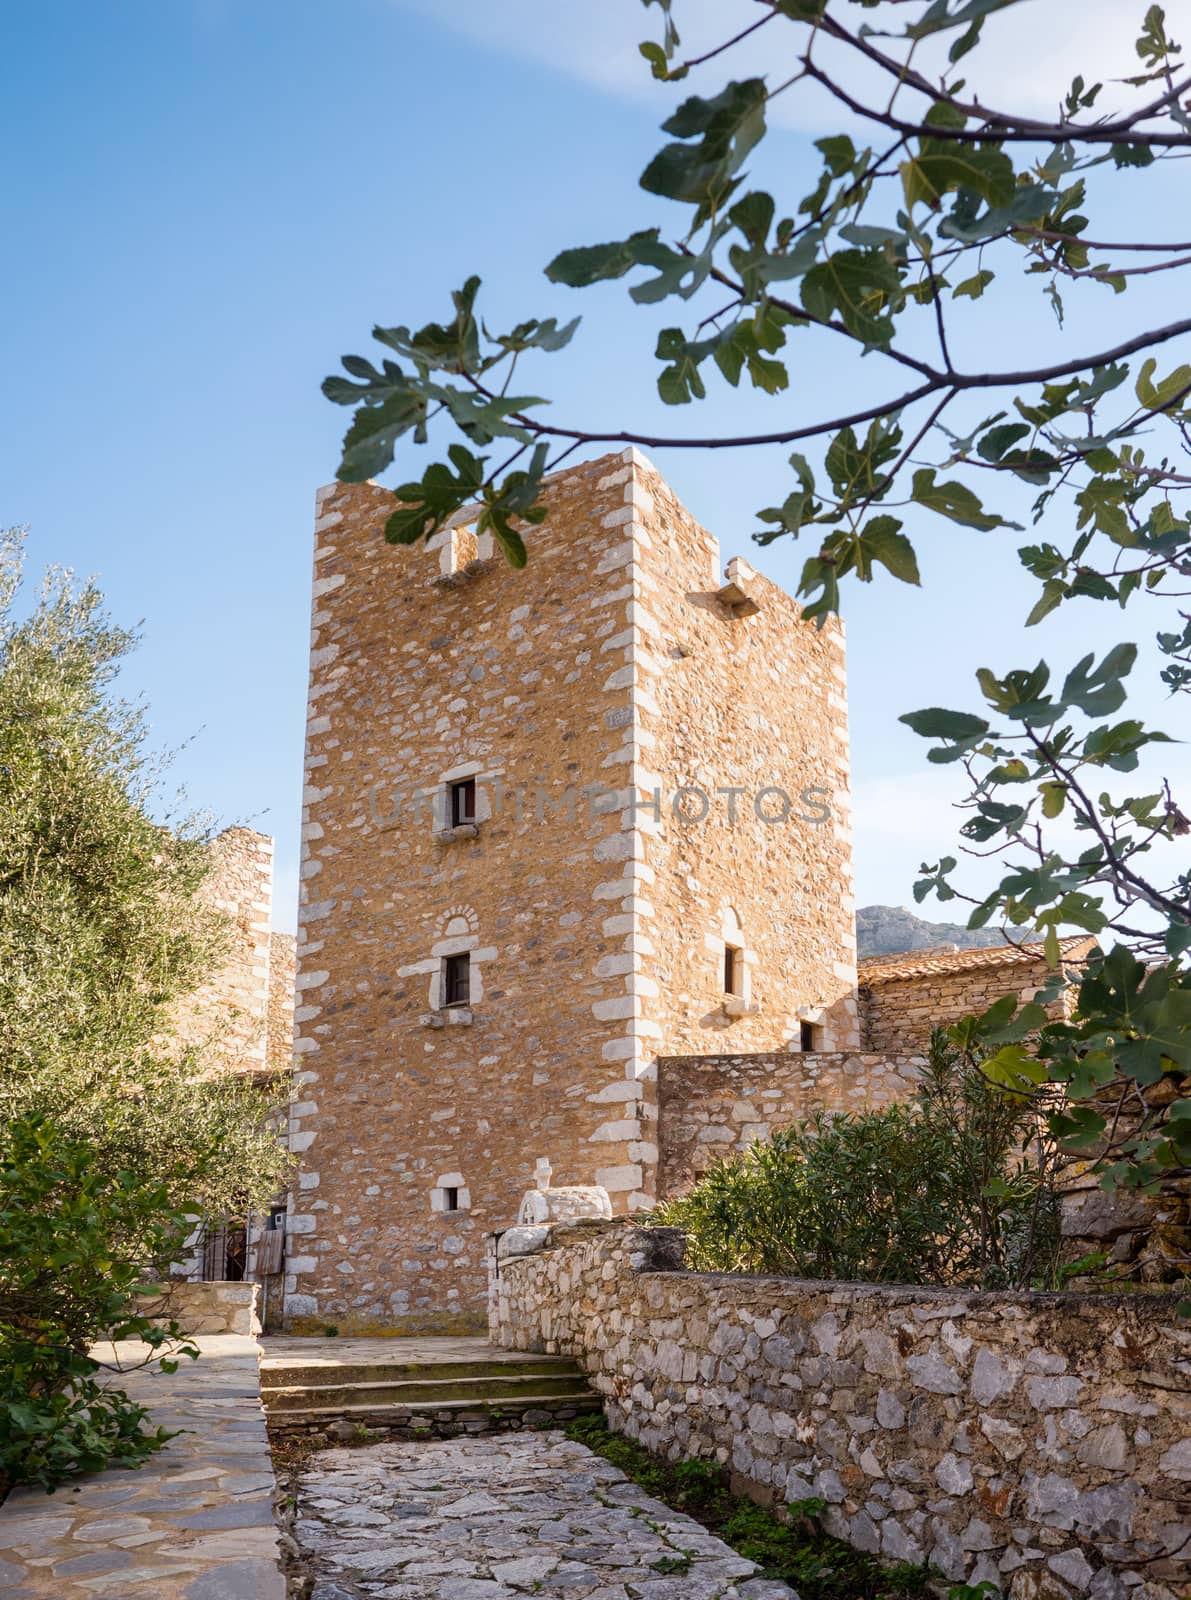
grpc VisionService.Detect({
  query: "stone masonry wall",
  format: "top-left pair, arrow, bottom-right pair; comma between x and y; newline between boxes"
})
287,450 -> 856,1332
266,930 -> 296,1076
170,825 -> 277,1076
657,1049 -> 924,1196
859,945 -> 1086,1055
132,1280 -> 261,1337
622,457 -> 858,1064
492,1220 -> 1191,1599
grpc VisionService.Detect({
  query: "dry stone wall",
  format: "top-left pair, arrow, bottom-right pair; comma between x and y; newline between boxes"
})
492,1220 -> 1190,1599
657,1049 -> 924,1195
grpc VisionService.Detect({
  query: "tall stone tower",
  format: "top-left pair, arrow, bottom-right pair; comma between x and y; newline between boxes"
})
285,451 -> 857,1332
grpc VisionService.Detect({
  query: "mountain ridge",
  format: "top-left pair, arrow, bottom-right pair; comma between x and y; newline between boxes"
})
856,904 -> 1010,960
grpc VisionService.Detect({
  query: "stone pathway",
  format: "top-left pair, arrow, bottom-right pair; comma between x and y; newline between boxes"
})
261,1335 -> 545,1371
293,1431 -> 795,1600
0,1334 -> 285,1599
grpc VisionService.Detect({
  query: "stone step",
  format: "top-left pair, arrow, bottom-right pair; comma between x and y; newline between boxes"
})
266,1390 -> 602,1432
259,1354 -> 578,1390
263,1370 -> 596,1412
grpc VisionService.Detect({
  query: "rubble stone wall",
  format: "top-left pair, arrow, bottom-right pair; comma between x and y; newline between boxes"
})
492,1220 -> 1190,1600
133,1280 -> 261,1337
170,826 -> 276,1076
657,1049 -> 924,1196
286,451 -> 856,1332
860,953 -> 1064,1054
266,930 -> 296,1076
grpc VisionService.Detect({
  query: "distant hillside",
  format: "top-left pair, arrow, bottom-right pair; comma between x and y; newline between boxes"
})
856,904 -> 1009,960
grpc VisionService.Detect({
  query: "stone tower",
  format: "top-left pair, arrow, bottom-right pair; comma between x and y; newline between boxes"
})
284,450 -> 857,1333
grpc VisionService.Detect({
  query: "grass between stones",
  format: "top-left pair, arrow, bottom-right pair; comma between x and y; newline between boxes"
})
562,1415 -> 992,1600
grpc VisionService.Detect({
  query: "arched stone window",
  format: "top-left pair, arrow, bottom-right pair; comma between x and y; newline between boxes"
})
397,906 -> 496,1027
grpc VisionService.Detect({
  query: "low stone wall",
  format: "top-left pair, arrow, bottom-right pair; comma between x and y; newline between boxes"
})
657,1050 -> 924,1196
491,1219 -> 1190,1598
134,1280 -> 261,1336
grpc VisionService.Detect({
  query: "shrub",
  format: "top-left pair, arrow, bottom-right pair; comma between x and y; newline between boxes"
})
658,1032 -> 1060,1290
0,1115 -> 198,1494
0,533 -> 292,1489
0,530 -> 292,1227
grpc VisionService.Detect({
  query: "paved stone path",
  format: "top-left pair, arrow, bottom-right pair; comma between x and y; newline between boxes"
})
294,1431 -> 795,1600
261,1335 -> 544,1371
0,1334 -> 285,1599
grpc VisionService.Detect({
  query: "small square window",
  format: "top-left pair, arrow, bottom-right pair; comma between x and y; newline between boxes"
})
443,952 -> 471,1008
800,1019 -> 821,1052
723,944 -> 742,996
449,777 -> 477,828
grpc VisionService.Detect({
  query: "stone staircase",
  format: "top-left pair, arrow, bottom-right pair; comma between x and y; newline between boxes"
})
259,1336 -> 602,1439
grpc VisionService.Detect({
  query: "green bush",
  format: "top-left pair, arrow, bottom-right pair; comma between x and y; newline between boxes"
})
0,530 -> 292,1228
0,1115 -> 199,1494
0,533 -> 293,1491
658,1032 -> 1060,1290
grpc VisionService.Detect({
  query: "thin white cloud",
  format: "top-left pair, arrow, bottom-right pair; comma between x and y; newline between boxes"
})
390,0 -> 1148,132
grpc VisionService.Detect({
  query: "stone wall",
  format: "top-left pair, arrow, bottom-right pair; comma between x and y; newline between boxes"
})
657,1049 -> 924,1196
266,929 -> 295,1075
287,450 -> 857,1332
491,1220 -> 1190,1599
169,825 -> 279,1077
859,940 -> 1091,1054
620,458 -> 859,1063
133,1280 -> 261,1336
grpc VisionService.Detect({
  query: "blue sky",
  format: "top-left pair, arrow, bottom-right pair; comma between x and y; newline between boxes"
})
3,0 -> 1185,931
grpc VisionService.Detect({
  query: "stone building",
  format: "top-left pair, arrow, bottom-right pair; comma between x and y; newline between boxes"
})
170,824 -> 295,1081
285,450 -> 859,1332
858,936 -> 1094,1053
169,824 -> 294,1284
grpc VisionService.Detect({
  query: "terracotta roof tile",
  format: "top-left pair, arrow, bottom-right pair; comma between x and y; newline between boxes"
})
857,935 -> 1095,986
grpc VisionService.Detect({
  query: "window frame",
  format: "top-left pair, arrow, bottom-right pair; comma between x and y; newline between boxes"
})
449,776 -> 477,828
723,943 -> 743,997
443,951 -> 471,1008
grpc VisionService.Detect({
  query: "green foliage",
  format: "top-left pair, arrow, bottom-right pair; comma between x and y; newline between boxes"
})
658,1033 -> 1061,1289
0,533 -> 293,1488
649,1554 -> 692,1574
564,1414 -> 935,1600
0,531 -> 292,1225
0,1114 -> 198,1493
323,5 -> 1191,1239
